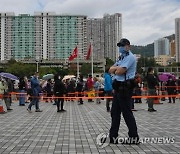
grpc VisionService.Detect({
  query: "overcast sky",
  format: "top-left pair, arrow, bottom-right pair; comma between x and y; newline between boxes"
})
0,0 -> 180,45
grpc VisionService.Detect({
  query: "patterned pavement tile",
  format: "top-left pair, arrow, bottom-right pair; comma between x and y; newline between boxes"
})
0,98 -> 180,154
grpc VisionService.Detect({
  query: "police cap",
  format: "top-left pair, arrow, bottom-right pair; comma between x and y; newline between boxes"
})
117,38 -> 130,47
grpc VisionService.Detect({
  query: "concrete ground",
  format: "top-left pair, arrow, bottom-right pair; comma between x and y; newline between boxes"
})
0,98 -> 180,154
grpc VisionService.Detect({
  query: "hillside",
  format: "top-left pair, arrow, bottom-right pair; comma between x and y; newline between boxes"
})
131,34 -> 175,57
131,43 -> 154,57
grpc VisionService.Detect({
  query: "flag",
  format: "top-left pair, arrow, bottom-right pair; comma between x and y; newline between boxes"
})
69,46 -> 78,61
86,43 -> 92,60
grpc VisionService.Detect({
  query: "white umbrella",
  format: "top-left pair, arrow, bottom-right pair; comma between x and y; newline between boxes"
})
62,75 -> 76,81
42,74 -> 54,80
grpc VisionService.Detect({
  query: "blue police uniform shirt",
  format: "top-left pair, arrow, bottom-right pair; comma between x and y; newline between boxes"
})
112,51 -> 136,81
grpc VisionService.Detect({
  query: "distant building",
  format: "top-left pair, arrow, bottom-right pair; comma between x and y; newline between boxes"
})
175,18 -> 180,62
0,12 -> 87,61
154,55 -> 175,66
103,13 -> 122,61
87,13 -> 122,61
154,38 -> 170,57
87,18 -> 104,61
170,40 -> 176,57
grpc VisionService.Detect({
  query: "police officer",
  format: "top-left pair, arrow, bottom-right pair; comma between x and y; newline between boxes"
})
109,38 -> 139,144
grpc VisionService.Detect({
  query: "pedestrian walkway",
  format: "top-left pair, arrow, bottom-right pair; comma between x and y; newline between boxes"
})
0,99 -> 180,154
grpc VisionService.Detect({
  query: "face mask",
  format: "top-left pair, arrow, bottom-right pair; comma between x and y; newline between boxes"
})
119,47 -> 126,54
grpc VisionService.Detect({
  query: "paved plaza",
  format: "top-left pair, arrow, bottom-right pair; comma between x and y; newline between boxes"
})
0,98 -> 180,154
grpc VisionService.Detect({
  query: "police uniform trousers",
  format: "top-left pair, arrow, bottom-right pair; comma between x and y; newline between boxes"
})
109,87 -> 139,141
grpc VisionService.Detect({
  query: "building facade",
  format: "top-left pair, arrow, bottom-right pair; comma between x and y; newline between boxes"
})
87,18 -> 104,61
104,13 -> 122,61
154,55 -> 173,66
170,40 -> 176,57
175,18 -> 180,62
0,12 -> 122,63
154,38 -> 170,57
0,12 -> 87,61
87,13 -> 122,61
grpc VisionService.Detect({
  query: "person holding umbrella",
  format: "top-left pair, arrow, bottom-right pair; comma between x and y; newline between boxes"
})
44,79 -> 53,103
0,72 -> 18,107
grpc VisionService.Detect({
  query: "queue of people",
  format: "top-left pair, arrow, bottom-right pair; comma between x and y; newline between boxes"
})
0,66 -> 179,115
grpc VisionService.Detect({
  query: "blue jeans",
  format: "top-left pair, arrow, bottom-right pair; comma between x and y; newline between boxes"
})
28,94 -> 40,110
19,90 -> 25,105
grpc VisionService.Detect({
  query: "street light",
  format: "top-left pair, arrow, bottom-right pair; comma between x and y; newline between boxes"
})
36,56 -> 40,72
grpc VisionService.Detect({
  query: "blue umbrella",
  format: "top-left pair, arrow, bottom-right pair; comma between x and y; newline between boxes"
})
0,72 -> 19,81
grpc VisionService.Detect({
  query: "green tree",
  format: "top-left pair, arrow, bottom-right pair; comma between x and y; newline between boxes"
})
38,67 -> 57,78
93,66 -> 102,73
105,57 -> 114,69
137,57 -> 159,73
81,63 -> 91,77
7,58 -> 17,65
4,59 -> 59,78
5,62 -> 36,77
169,62 -> 180,66
55,68 -> 69,77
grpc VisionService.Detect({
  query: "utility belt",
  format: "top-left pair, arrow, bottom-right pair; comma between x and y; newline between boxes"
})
112,79 -> 136,94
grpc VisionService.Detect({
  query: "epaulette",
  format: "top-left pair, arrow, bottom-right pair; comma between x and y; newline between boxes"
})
118,52 -> 129,61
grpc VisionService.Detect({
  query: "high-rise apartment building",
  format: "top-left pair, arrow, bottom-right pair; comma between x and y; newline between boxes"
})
0,12 -> 87,61
175,18 -> 180,62
87,18 -> 104,60
154,38 -> 170,57
87,13 -> 122,61
170,40 -> 176,57
104,13 -> 122,61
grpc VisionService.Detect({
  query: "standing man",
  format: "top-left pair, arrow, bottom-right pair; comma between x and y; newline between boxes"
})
76,75 -> 85,105
104,68 -> 113,112
166,76 -> 176,103
27,72 -> 43,112
109,38 -> 139,144
146,67 -> 158,111
54,74 -> 66,112
6,78 -> 14,106
18,77 -> 26,106
87,75 -> 94,102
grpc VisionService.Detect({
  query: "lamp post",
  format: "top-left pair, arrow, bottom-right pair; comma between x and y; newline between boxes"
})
36,61 -> 39,72
36,56 -> 40,72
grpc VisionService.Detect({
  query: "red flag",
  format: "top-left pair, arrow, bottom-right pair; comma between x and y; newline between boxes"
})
69,46 -> 78,61
86,43 -> 92,60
